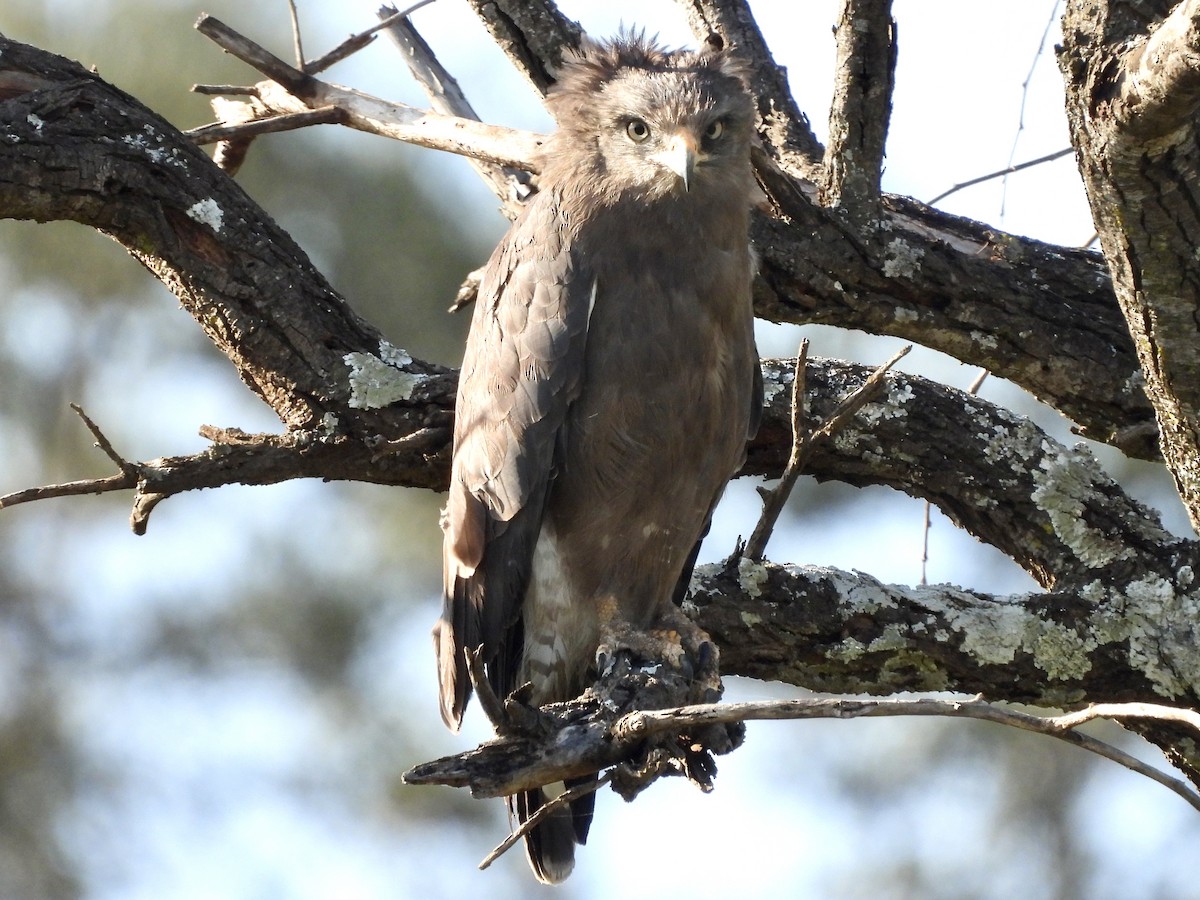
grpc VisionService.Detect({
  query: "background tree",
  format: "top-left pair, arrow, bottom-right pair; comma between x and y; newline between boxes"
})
1,1 -> 1197,897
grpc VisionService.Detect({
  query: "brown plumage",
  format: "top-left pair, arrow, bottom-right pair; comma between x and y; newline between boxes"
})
435,33 -> 761,883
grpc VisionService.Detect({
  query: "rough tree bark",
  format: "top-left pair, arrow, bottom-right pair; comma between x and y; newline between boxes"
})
4,0 -> 1200,805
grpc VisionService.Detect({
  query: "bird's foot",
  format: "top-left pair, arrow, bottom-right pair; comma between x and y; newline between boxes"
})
594,605 -> 724,705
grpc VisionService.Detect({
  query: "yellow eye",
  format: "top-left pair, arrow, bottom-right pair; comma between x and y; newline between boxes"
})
704,119 -> 725,140
626,119 -> 651,142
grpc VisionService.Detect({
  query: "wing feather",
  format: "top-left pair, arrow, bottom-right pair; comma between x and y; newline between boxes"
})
437,191 -> 591,729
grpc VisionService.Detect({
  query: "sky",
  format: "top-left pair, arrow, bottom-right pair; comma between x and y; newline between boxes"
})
3,1 -> 1199,898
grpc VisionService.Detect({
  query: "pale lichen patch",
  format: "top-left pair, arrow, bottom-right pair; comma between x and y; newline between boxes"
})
186,198 -> 224,233
739,610 -> 763,628
1031,441 -> 1134,568
970,330 -> 998,350
123,125 -> 187,168
344,340 -> 424,409
916,583 -> 1094,680
1088,575 -> 1200,698
737,556 -> 770,599
882,237 -> 925,279
1030,625 -> 1095,681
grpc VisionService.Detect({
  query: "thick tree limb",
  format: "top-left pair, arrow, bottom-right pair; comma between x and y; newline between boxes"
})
1061,0 -> 1200,525
689,559 -> 1200,705
822,0 -> 897,209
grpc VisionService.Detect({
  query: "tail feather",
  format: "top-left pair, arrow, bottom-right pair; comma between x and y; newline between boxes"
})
511,780 -> 596,884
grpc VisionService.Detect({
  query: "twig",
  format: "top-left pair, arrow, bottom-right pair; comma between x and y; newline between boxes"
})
195,15 -> 315,97
0,472 -> 136,510
305,1 -> 439,74
70,403 -> 136,475
744,340 -> 809,561
287,0 -> 305,71
616,696 -> 1200,814
477,773 -> 613,871
1,405 -> 139,509
744,343 -> 911,561
928,147 -> 1073,206
186,106 -> 345,145
1001,0 -> 1063,217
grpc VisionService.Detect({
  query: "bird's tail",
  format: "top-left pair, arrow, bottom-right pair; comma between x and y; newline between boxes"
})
510,778 -> 596,884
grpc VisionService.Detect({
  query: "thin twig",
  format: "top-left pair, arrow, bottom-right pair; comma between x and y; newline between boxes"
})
304,1 -> 439,74
186,106 -> 345,145
287,0 -> 305,71
70,403 -> 136,474
477,773 -> 613,871
616,696 -> 1200,813
1,405 -> 138,509
808,344 -> 911,444
744,340 -> 808,561
1001,0 -> 1063,217
928,147 -> 1073,206
0,473 -> 136,509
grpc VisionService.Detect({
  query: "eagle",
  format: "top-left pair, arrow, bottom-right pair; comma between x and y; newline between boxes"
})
434,33 -> 761,883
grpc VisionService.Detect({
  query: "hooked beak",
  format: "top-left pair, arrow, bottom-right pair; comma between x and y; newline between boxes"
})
652,131 -> 699,191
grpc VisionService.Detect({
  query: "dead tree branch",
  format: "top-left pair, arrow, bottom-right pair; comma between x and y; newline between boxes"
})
406,685 -> 1200,816
744,342 -> 910,560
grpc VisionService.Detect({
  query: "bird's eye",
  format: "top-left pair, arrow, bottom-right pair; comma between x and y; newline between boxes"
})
625,119 -> 651,142
704,119 -> 725,140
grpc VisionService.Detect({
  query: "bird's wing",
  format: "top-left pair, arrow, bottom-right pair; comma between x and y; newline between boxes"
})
437,192 -> 592,730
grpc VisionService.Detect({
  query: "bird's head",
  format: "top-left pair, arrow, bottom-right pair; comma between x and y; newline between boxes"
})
543,33 -> 756,203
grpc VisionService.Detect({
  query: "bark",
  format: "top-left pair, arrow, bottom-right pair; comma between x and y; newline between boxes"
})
1060,0 -> 1200,525
4,0 -> 1200,786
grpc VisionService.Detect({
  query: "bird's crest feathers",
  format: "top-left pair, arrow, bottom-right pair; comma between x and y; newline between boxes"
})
549,31 -> 749,106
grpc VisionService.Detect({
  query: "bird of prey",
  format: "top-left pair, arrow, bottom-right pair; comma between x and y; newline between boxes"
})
435,33 -> 761,883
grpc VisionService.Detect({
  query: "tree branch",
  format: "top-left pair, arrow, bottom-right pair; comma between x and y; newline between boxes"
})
463,0 -> 583,94
192,15 -> 547,170
1062,0 -> 1200,527
822,0 -> 897,209
1111,0 -> 1200,144
407,684 -> 1200,816
377,6 -> 533,216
